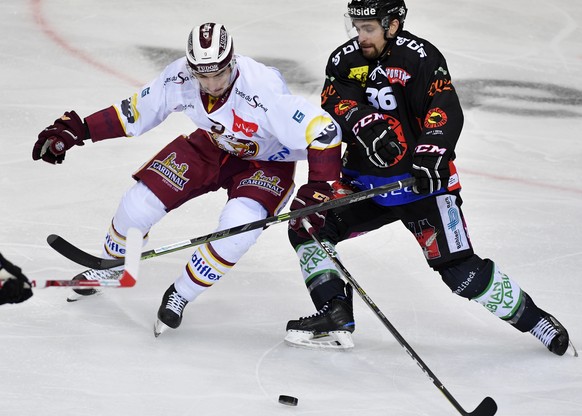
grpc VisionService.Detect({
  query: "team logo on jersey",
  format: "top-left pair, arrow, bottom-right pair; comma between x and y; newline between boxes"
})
385,67 -> 412,86
348,66 -> 369,86
232,109 -> 258,137
424,107 -> 448,128
212,133 -> 259,158
238,170 -> 284,196
335,100 -> 358,116
147,151 -> 190,191
120,93 -> 140,124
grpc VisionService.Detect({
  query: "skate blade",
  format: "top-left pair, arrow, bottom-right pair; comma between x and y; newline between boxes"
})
284,330 -> 354,350
66,289 -> 102,303
153,320 -> 170,338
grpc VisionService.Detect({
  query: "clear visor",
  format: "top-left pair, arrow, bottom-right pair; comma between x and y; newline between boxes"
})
344,13 -> 359,39
187,59 -> 235,78
187,59 -> 238,95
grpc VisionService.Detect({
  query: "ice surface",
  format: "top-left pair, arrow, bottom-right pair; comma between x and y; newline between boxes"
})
1,1 -> 581,415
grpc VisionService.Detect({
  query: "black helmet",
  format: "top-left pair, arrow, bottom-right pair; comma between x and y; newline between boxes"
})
346,0 -> 407,31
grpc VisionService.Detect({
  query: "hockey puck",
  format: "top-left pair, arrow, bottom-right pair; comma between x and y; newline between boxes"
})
278,395 -> 298,406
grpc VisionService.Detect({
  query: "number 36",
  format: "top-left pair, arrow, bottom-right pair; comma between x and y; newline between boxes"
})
366,86 -> 397,110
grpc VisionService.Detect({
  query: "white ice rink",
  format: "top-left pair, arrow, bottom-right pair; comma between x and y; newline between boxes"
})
2,1 -> 582,415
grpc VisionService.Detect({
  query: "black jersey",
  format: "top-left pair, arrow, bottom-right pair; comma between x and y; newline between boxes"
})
321,30 -> 463,205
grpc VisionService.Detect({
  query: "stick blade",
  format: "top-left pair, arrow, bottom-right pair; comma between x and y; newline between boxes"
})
468,397 -> 497,416
47,234 -> 102,269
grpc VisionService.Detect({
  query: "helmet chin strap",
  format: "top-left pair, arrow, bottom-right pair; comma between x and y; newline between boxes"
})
380,17 -> 400,56
227,60 -> 238,86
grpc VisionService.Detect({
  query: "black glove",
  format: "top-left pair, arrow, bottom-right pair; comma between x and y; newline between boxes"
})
0,253 -> 33,305
289,182 -> 334,237
356,118 -> 404,168
33,111 -> 87,164
411,144 -> 452,194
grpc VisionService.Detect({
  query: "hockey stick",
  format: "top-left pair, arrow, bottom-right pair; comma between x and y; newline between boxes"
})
47,177 -> 416,269
301,218 -> 498,416
0,277 -> 134,289
1,228 -> 142,289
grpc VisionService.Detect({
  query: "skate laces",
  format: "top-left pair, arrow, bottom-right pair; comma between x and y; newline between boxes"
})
530,317 -> 558,348
299,303 -> 330,321
165,291 -> 188,315
82,268 -> 122,281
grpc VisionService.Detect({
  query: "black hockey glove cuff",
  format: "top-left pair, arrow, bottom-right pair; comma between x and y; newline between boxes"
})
411,144 -> 452,194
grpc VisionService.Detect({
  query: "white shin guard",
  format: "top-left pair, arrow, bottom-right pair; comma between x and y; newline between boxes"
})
173,197 -> 268,301
472,263 -> 523,320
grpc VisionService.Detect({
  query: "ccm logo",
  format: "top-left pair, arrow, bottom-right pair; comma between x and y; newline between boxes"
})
352,113 -> 385,135
415,144 -> 447,155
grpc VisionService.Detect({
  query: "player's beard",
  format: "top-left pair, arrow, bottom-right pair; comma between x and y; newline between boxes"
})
360,42 -> 384,60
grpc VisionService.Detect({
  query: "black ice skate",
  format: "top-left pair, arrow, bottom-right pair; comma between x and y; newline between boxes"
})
154,284 -> 189,337
67,267 -> 123,302
529,310 -> 577,356
285,296 -> 355,350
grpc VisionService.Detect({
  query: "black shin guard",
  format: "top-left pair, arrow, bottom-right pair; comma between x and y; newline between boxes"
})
439,255 -> 492,299
308,272 -> 346,310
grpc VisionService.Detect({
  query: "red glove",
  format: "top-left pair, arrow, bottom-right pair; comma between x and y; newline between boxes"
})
289,182 -> 334,237
33,111 -> 87,164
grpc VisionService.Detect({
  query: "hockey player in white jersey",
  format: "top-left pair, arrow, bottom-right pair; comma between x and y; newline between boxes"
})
32,22 -> 342,336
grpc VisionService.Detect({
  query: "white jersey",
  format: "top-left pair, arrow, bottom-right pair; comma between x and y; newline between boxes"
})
112,55 -> 341,162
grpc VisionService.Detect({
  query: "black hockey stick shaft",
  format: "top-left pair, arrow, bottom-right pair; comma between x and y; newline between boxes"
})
301,219 -> 497,416
47,177 -> 415,269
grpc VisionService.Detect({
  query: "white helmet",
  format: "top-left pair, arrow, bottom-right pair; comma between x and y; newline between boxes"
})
186,22 -> 235,74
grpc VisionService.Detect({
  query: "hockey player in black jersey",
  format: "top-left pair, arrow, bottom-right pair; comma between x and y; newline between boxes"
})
285,0 -> 573,355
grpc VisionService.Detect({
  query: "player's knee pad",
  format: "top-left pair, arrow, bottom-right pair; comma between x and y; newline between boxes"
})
112,181 -> 167,236
103,181 -> 165,258
210,197 -> 267,263
439,255 -> 525,321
